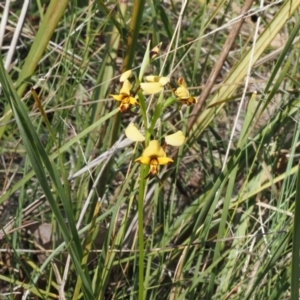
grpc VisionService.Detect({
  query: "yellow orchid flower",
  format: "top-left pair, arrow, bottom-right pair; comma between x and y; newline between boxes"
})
124,123 -> 185,176
135,140 -> 173,175
110,71 -> 139,112
140,75 -> 170,95
173,77 -> 197,106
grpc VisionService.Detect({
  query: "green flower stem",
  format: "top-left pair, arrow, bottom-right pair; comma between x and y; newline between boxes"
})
137,90 -> 148,138
149,90 -> 164,134
137,165 -> 148,300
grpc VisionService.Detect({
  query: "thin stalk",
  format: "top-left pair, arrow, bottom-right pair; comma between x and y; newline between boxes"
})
291,165 -> 300,300
137,166 -> 148,300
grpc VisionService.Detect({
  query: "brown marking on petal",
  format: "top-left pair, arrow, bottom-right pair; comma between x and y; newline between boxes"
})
119,95 -> 135,111
179,97 -> 196,106
123,96 -> 130,104
150,42 -> 162,59
178,99 -> 188,105
188,97 -> 197,105
178,78 -> 184,86
150,158 -> 159,175
119,103 -> 129,112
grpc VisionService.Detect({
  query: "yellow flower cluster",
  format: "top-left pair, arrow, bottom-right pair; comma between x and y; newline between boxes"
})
109,42 -> 196,177
110,70 -> 197,112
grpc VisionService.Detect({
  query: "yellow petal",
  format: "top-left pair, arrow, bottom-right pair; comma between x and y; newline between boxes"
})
187,97 -> 197,104
120,70 -> 132,82
120,79 -> 132,94
110,94 -> 123,101
159,77 -> 170,86
140,82 -> 163,95
189,97 -> 198,103
129,96 -> 139,105
142,140 -> 166,158
157,157 -> 174,165
145,76 -> 169,86
174,86 -> 190,99
145,75 -> 160,82
165,131 -> 185,146
135,156 -> 151,165
125,123 -> 145,142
